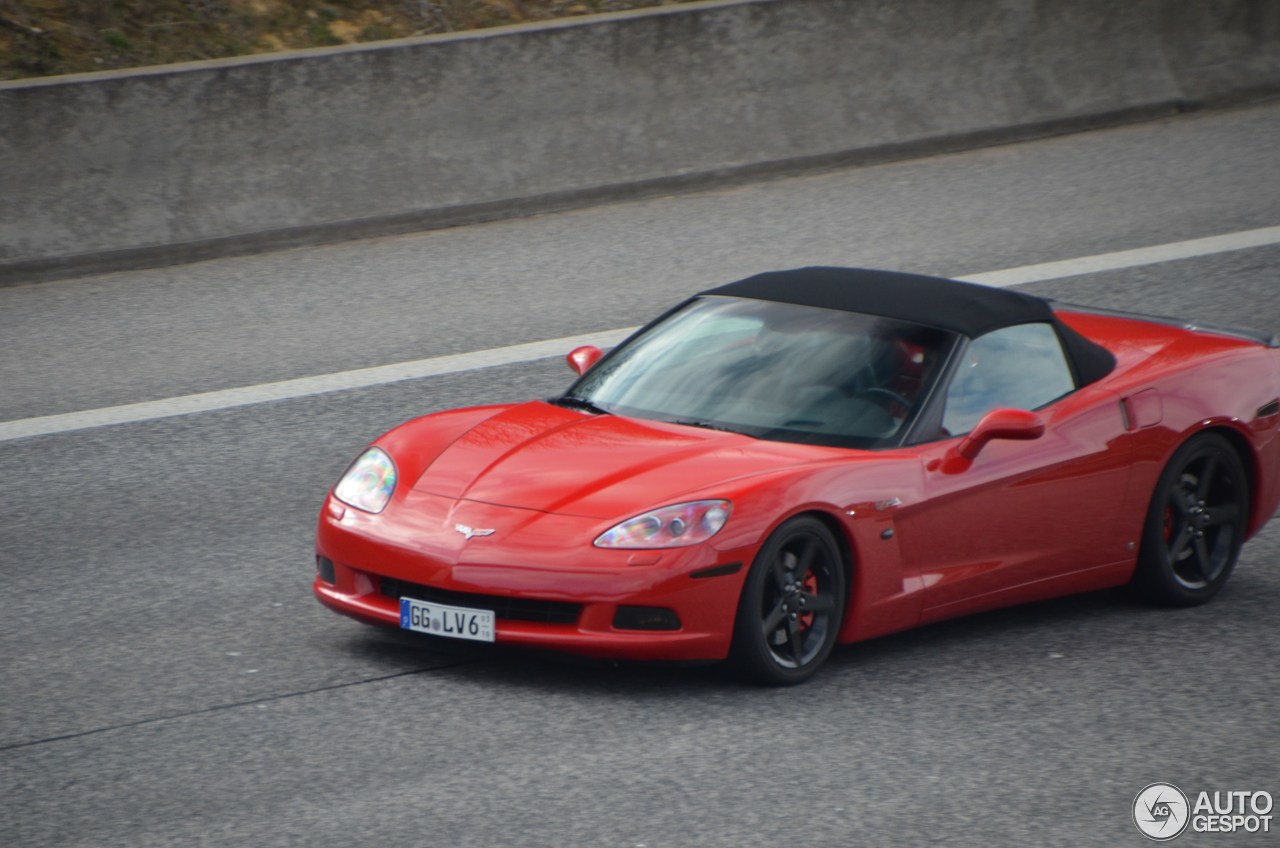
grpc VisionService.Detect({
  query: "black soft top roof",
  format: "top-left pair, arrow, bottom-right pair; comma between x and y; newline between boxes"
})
702,267 -> 1053,336
701,267 -> 1116,386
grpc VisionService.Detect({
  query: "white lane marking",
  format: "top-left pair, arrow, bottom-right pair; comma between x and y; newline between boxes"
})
957,226 -> 1280,287
3,225 -> 1279,443
0,328 -> 635,443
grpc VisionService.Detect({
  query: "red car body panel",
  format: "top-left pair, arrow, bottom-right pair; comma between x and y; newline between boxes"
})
315,305 -> 1280,662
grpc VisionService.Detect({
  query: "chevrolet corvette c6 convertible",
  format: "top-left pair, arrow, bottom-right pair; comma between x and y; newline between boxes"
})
314,268 -> 1280,684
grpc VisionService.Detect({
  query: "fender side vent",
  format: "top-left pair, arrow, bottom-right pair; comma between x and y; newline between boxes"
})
1258,399 -> 1280,418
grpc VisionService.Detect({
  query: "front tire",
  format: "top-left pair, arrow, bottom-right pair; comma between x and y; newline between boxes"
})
730,516 -> 847,685
1129,433 -> 1248,606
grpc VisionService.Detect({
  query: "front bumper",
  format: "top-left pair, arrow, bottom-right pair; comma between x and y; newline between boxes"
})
314,491 -> 749,661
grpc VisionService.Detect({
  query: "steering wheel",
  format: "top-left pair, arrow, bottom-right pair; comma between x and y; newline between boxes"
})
855,387 -> 912,415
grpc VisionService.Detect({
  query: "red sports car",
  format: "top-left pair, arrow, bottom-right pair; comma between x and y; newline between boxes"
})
314,268 -> 1280,684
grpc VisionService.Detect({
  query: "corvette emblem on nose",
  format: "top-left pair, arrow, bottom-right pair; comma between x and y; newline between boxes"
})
455,523 -> 496,540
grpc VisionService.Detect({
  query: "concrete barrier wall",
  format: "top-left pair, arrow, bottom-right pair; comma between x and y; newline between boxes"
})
2,0 -> 1278,283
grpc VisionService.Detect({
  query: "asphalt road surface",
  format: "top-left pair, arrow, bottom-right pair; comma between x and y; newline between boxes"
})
2,102 -> 1279,847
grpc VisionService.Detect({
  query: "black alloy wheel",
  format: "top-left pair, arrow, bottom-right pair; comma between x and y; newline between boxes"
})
1130,433 -> 1249,606
731,516 -> 846,685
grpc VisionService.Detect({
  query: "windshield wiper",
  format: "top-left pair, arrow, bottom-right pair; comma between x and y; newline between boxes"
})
550,395 -> 611,415
669,418 -> 738,434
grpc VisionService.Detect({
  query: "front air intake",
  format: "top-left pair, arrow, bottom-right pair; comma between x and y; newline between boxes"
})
380,577 -> 581,625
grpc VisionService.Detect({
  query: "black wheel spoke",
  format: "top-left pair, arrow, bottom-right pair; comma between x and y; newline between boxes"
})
786,617 -> 804,665
1168,524 -> 1193,562
1196,455 -> 1218,500
791,541 -> 816,583
1205,503 -> 1240,526
804,592 -> 835,615
769,555 -> 791,593
761,600 -> 787,637
1192,536 -> 1214,581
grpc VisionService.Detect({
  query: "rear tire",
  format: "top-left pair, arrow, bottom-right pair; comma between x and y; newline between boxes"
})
730,516 -> 847,685
1129,433 -> 1248,606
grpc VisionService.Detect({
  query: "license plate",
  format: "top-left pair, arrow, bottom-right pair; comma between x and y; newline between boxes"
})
399,597 -> 495,643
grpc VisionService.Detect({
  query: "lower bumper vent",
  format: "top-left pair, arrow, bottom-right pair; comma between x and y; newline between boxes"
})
380,577 -> 582,625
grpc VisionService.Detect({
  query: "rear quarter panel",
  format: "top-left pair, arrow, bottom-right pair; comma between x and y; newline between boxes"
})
1059,311 -> 1280,539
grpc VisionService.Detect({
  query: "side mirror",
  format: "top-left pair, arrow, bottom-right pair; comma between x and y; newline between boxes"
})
958,408 -> 1045,458
566,345 -> 603,376
942,408 -> 1045,473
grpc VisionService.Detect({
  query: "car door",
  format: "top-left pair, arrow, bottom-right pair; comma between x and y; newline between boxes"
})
892,323 -> 1134,620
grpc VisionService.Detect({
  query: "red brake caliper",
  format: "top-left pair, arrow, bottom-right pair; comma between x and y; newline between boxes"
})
799,573 -> 818,631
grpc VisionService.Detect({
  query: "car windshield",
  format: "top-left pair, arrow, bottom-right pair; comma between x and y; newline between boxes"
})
566,296 -> 958,448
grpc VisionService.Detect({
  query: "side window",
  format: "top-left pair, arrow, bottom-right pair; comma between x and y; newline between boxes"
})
942,323 -> 1075,435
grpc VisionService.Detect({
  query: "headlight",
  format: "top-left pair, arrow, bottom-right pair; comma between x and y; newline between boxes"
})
333,447 -> 397,513
594,500 -> 731,549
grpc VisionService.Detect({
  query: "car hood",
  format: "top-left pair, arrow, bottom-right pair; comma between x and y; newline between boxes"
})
411,401 -> 838,518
